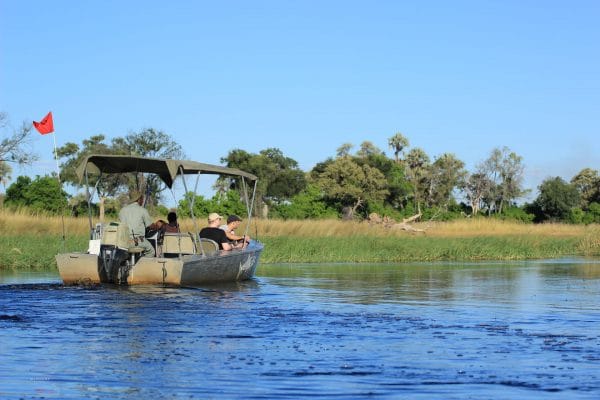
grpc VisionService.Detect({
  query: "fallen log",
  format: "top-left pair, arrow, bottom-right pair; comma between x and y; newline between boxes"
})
367,212 -> 427,233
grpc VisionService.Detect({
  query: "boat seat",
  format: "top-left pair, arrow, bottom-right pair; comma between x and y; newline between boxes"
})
127,246 -> 144,254
198,238 -> 219,256
101,222 -> 132,250
162,232 -> 196,256
127,246 -> 144,265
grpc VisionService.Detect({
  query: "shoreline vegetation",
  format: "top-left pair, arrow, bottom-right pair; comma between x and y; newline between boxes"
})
1,210 -> 600,269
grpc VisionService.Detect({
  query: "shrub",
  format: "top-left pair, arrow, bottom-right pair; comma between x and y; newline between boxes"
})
497,206 -> 535,223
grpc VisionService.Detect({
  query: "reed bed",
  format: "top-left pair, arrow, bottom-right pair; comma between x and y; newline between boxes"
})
246,217 -> 598,242
259,235 -> 582,263
1,209 -> 596,239
1,210 -> 600,269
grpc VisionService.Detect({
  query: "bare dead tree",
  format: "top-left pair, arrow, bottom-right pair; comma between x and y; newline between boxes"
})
0,112 -> 39,165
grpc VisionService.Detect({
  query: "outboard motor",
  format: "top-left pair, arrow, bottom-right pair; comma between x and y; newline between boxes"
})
98,222 -> 134,284
99,245 -> 129,283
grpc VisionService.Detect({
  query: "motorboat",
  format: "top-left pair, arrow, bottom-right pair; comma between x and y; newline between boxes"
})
56,154 -> 263,286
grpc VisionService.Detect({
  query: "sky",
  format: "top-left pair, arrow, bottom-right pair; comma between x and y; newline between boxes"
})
1,0 -> 599,203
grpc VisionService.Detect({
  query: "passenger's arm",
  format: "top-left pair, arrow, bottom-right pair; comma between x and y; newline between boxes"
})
224,230 -> 238,241
225,231 -> 250,243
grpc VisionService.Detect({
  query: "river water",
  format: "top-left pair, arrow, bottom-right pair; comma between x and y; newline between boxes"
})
1,259 -> 599,399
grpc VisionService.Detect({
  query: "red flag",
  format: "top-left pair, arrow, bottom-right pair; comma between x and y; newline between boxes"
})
33,111 -> 54,135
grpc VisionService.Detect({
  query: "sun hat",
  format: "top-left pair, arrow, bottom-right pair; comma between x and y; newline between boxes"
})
208,212 -> 223,222
129,190 -> 143,202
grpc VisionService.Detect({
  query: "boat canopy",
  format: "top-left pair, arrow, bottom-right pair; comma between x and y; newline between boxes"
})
76,154 -> 257,188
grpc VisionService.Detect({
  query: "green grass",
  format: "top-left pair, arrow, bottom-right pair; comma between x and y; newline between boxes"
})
0,232 -> 596,270
259,235 -> 585,263
0,234 -> 86,270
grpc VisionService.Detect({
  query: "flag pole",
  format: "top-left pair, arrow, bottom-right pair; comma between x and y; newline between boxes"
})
33,111 -> 66,251
52,131 -> 61,181
51,131 -> 66,252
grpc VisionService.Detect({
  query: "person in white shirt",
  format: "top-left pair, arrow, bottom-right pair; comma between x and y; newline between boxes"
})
219,214 -> 251,247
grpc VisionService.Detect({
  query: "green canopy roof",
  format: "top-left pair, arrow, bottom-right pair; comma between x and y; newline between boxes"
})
76,154 -> 257,188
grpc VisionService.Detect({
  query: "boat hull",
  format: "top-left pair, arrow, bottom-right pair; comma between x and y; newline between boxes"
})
56,252 -> 103,284
57,242 -> 263,286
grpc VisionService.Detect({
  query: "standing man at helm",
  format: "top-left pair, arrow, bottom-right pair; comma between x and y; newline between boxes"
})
119,189 -> 155,257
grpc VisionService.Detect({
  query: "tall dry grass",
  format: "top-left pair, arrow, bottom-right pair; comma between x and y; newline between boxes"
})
420,219 -> 596,238
2,209 -> 599,239
0,209 -> 89,236
2,210 -> 600,267
245,217 -> 600,239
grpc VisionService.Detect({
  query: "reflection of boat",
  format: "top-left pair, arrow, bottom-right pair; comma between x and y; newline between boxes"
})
56,154 -> 263,286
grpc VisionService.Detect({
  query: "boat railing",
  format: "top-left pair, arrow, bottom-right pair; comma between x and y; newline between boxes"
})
91,223 -> 104,240
92,224 -> 222,259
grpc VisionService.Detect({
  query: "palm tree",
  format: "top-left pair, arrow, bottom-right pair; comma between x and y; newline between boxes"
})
388,132 -> 409,163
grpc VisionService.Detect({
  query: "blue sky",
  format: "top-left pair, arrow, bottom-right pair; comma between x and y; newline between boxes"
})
1,0 -> 599,202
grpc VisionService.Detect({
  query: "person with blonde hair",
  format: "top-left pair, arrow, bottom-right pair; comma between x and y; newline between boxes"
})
199,213 -> 233,251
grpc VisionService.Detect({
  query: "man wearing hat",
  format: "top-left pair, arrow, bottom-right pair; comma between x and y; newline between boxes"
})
219,215 -> 251,247
199,213 -> 234,251
119,190 -> 155,257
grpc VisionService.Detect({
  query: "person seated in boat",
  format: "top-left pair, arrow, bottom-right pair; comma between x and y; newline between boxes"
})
147,219 -> 167,235
164,211 -> 180,233
146,211 -> 179,237
145,219 -> 167,253
199,212 -> 238,251
119,190 -> 155,257
219,214 -> 251,247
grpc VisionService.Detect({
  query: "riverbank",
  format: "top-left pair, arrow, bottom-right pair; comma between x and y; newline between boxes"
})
1,213 -> 599,269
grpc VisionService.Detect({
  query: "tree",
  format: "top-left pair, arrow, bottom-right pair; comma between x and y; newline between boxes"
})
177,189 -> 247,219
57,134 -> 126,220
57,129 -> 185,220
388,132 -> 409,163
385,162 -> 412,210
272,184 -> 337,219
221,148 -> 307,217
462,172 -> 493,215
0,112 -> 38,165
4,175 -> 31,207
1,112 -> 39,188
0,161 -> 11,188
25,175 -> 69,214
177,192 -> 215,219
261,148 -> 307,200
585,202 -> 600,224
533,177 -> 580,222
405,148 -> 430,213
4,175 -> 68,214
112,128 -> 186,205
353,151 -> 411,211
313,157 -> 388,218
426,153 -> 466,208
356,141 -> 384,158
479,147 -> 526,214
571,168 -> 600,209
336,143 -> 353,158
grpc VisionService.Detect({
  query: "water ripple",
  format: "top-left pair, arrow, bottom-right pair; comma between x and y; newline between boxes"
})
1,262 -> 600,399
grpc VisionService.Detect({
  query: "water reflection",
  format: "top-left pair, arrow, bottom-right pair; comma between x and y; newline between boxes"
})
1,258 -> 600,399
259,259 -> 600,308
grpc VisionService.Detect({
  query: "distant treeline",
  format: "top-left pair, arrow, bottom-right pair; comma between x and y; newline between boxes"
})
2,130 -> 600,224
